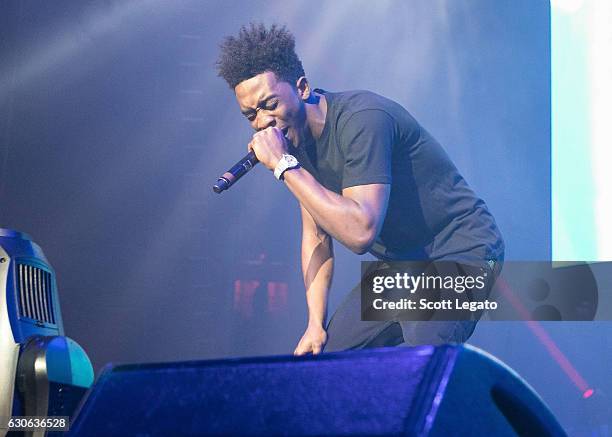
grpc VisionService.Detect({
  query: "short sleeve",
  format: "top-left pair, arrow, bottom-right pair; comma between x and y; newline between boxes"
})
339,109 -> 394,189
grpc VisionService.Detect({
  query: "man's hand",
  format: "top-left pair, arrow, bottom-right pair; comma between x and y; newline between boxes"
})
248,126 -> 288,171
293,324 -> 328,356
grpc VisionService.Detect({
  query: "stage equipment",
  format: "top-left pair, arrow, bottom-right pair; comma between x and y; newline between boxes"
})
488,261 -> 598,321
0,229 -> 93,437
69,344 -> 566,436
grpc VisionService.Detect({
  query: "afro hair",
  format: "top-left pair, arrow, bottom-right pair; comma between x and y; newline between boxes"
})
216,23 -> 305,89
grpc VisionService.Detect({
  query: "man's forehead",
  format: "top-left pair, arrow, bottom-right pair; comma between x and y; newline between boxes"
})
235,72 -> 282,107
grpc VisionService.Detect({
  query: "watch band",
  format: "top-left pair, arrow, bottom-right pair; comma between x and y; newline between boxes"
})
274,154 -> 300,180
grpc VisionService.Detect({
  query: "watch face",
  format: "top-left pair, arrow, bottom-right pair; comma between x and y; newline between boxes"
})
284,154 -> 298,167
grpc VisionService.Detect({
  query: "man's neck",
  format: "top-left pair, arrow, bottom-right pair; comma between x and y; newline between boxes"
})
305,92 -> 327,141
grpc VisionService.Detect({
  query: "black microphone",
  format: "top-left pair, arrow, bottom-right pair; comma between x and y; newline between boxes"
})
213,150 -> 259,193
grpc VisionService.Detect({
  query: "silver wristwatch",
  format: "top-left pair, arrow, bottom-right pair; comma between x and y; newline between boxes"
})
274,154 -> 300,180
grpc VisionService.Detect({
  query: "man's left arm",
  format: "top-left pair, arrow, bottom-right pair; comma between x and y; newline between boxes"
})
283,169 -> 390,254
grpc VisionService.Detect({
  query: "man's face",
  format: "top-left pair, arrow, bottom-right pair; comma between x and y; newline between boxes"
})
234,71 -> 307,146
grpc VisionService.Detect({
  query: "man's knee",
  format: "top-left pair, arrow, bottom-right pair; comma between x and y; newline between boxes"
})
399,320 -> 477,346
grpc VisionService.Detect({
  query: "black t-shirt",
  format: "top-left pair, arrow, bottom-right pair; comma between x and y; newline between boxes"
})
294,90 -> 504,263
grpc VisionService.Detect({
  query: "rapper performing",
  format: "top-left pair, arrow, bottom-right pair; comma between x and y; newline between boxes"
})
1,1 -> 610,435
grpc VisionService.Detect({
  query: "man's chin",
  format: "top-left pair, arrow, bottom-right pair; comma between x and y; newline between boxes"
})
280,127 -> 294,145
285,130 -> 299,148
285,127 -> 310,149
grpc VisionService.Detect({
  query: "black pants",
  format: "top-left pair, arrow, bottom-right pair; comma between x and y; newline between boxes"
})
324,259 -> 501,352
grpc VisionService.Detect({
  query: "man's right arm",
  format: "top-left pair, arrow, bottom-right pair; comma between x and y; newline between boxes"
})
293,204 -> 334,355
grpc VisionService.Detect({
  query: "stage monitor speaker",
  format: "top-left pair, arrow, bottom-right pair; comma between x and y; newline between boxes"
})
67,345 -> 566,437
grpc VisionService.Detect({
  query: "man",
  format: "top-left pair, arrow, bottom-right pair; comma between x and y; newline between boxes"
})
216,23 -> 504,355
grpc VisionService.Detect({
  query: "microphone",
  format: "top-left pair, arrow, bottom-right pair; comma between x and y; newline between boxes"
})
212,150 -> 259,193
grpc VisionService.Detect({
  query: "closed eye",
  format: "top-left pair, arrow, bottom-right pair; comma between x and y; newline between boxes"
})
263,99 -> 278,110
241,97 -> 278,122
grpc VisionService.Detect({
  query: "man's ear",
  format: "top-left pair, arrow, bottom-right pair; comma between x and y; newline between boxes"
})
296,76 -> 311,101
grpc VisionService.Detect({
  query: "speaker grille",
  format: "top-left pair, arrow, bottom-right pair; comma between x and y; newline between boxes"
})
17,263 -> 56,325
